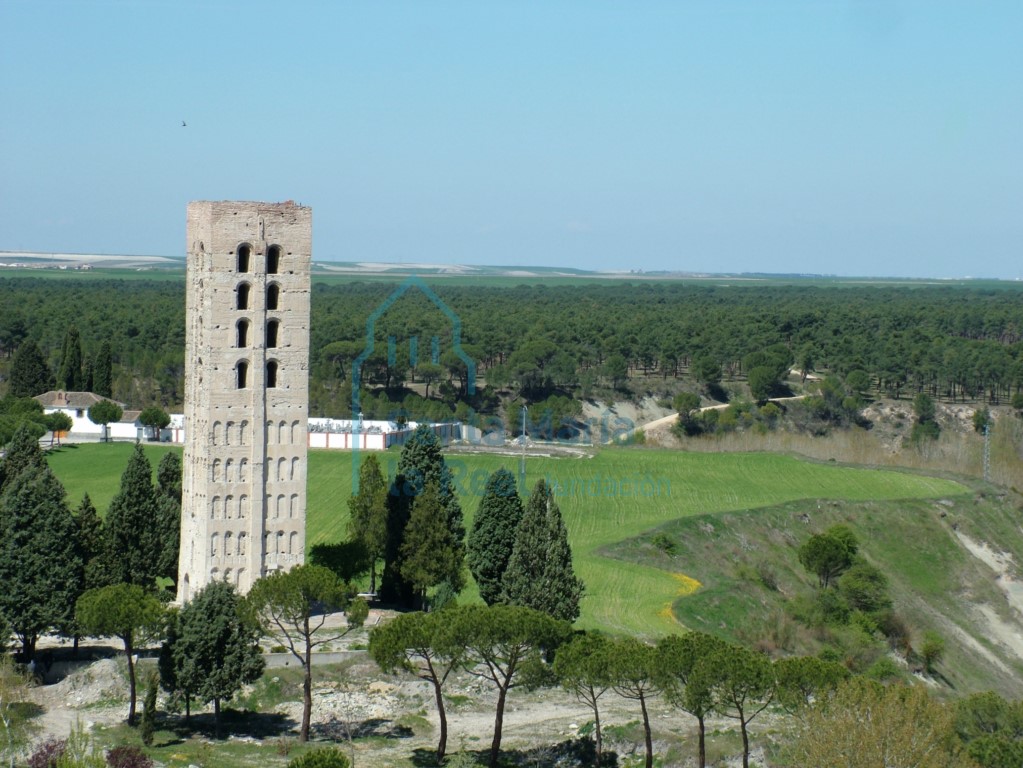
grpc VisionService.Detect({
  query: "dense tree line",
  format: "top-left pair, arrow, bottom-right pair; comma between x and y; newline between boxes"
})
0,432 -> 182,664
2,278 -> 1021,417
310,282 -> 1023,418
0,278 -> 184,406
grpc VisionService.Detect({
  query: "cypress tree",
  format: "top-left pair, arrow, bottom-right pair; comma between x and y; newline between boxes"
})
399,480 -> 465,608
502,479 -> 584,622
82,356 -> 95,393
157,452 -> 182,504
8,340 -> 54,398
158,607 -> 194,720
169,580 -> 264,738
93,341 -> 113,398
156,497 -> 180,585
467,468 -> 524,605
348,454 -> 389,594
57,325 -> 84,391
75,493 -> 111,590
0,422 -> 46,494
395,424 -> 463,539
383,425 -> 464,604
0,462 -> 83,659
103,443 -> 162,588
156,453 -> 182,583
140,670 -> 158,746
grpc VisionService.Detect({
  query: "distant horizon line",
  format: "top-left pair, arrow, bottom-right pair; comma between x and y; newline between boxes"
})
0,249 -> 1019,284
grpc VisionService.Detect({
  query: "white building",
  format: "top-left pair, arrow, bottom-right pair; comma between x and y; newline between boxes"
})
33,390 -> 142,440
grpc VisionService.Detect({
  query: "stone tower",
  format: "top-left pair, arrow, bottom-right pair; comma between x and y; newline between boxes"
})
177,200 -> 312,603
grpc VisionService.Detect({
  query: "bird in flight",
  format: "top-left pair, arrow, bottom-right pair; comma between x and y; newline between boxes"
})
181,120 -> 187,127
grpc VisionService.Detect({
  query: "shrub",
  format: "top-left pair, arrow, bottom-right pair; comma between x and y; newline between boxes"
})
106,745 -> 154,768
865,656 -> 901,682
972,408 -> 991,433
838,562 -> 892,614
818,647 -> 842,664
913,393 -> 936,424
287,747 -> 351,768
910,420 -> 940,444
849,610 -> 880,637
837,627 -> 886,673
275,737 -> 295,757
759,401 -> 781,424
429,580 -> 459,611
814,589 -> 851,625
28,737 -> 67,768
139,671 -> 158,747
756,560 -> 779,591
875,610 -> 911,653
920,631 -> 945,673
651,532 -> 676,555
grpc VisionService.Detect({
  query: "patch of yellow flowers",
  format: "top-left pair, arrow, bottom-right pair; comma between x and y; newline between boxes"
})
658,572 -> 702,623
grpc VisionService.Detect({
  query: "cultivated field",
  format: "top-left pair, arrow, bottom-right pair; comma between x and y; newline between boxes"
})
46,443 -> 967,636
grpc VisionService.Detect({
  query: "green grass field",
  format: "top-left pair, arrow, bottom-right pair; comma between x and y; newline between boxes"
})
45,442 -> 182,513
45,443 -> 967,636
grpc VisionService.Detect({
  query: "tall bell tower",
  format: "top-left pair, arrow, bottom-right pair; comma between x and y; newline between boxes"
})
177,200 -> 311,602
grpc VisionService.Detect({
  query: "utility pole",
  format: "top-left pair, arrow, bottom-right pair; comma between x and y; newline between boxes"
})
520,405 -> 527,489
983,421 -> 991,483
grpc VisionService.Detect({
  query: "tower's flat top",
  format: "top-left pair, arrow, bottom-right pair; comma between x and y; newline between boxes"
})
189,200 -> 308,210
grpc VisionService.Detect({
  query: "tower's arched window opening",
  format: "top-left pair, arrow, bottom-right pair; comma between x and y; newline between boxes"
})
237,283 -> 251,310
237,244 -> 251,273
266,319 -> 279,348
236,319 -> 249,348
266,283 -> 280,311
236,360 -> 249,389
267,244 -> 281,274
267,360 -> 279,388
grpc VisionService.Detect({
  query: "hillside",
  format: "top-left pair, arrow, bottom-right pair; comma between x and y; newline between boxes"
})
604,483 -> 1023,697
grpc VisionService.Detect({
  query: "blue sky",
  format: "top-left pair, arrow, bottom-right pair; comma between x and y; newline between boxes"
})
1,1 -> 1020,278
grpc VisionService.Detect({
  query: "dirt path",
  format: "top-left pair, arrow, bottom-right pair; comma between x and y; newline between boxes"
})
632,395 -> 809,439
30,681 -> 127,741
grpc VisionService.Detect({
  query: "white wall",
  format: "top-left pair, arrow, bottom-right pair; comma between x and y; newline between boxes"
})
49,410 -> 461,450
43,406 -> 144,441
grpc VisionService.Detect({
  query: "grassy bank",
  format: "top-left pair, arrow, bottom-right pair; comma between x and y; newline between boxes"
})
604,486 -> 1023,696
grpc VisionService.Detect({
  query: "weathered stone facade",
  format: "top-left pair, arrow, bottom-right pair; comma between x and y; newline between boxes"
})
177,201 -> 311,602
